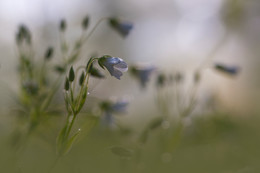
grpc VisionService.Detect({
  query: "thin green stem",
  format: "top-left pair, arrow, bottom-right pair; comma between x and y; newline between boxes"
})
82,18 -> 108,43
59,31 -> 68,61
75,58 -> 98,109
48,156 -> 60,173
40,75 -> 63,111
197,30 -> 229,71
65,113 -> 77,139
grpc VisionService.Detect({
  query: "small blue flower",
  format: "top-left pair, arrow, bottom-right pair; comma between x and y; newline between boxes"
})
130,65 -> 156,88
110,100 -> 128,113
214,63 -> 240,76
109,18 -> 133,37
100,99 -> 129,127
98,55 -> 128,80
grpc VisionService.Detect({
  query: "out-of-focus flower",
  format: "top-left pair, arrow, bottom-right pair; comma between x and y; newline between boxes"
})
16,25 -> 31,45
175,72 -> 183,83
100,99 -> 128,126
130,65 -> 156,88
82,15 -> 89,30
98,55 -> 128,80
45,47 -> 54,60
156,73 -> 167,88
22,80 -> 38,95
108,18 -> 133,37
59,19 -> 66,32
214,63 -> 240,76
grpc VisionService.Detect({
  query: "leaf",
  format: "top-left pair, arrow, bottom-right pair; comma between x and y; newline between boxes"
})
110,146 -> 133,158
56,125 -> 68,155
149,117 -> 164,130
67,52 -> 79,64
79,115 -> 99,139
63,130 -> 81,155
139,129 -> 149,144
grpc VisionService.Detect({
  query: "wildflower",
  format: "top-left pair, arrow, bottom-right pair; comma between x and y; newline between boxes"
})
22,80 -> 38,95
82,15 -> 89,30
108,18 -> 133,37
98,55 -> 128,80
130,65 -> 156,88
16,25 -> 31,45
45,47 -> 54,60
156,73 -> 167,87
175,72 -> 183,83
100,99 -> 128,126
214,63 -> 240,76
60,19 -> 66,31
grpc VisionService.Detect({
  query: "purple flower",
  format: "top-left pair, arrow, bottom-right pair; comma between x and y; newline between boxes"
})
100,99 -> 129,127
214,63 -> 240,76
109,18 -> 133,37
98,55 -> 128,80
130,65 -> 156,88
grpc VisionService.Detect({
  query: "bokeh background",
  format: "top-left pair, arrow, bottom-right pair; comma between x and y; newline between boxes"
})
0,0 -> 260,172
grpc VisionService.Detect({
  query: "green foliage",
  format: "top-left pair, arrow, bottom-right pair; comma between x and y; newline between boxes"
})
4,10 -> 248,173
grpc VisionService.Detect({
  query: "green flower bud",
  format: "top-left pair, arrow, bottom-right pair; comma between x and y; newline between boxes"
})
54,65 -> 66,74
82,16 -> 89,29
45,47 -> 54,60
60,19 -> 66,32
64,77 -> 70,91
69,66 -> 75,82
79,72 -> 85,86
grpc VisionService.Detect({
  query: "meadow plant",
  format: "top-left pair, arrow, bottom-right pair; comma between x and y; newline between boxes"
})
7,9 -> 244,173
56,55 -> 128,155
12,15 -> 133,158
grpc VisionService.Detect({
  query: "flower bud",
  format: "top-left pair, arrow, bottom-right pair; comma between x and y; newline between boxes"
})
60,19 -> 66,32
82,16 -> 89,30
79,72 -> 85,86
69,66 -> 75,82
64,77 -> 70,91
45,47 -> 54,60
108,18 -> 133,37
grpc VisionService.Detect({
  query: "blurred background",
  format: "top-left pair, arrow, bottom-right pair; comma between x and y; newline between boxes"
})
0,0 -> 260,172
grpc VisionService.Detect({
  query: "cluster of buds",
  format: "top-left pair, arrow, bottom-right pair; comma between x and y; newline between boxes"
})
64,55 -> 128,115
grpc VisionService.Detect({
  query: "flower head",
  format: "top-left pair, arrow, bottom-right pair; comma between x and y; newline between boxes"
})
109,18 -> 133,37
130,65 -> 156,88
98,55 -> 128,80
156,73 -> 167,88
214,63 -> 240,76
100,99 -> 129,127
